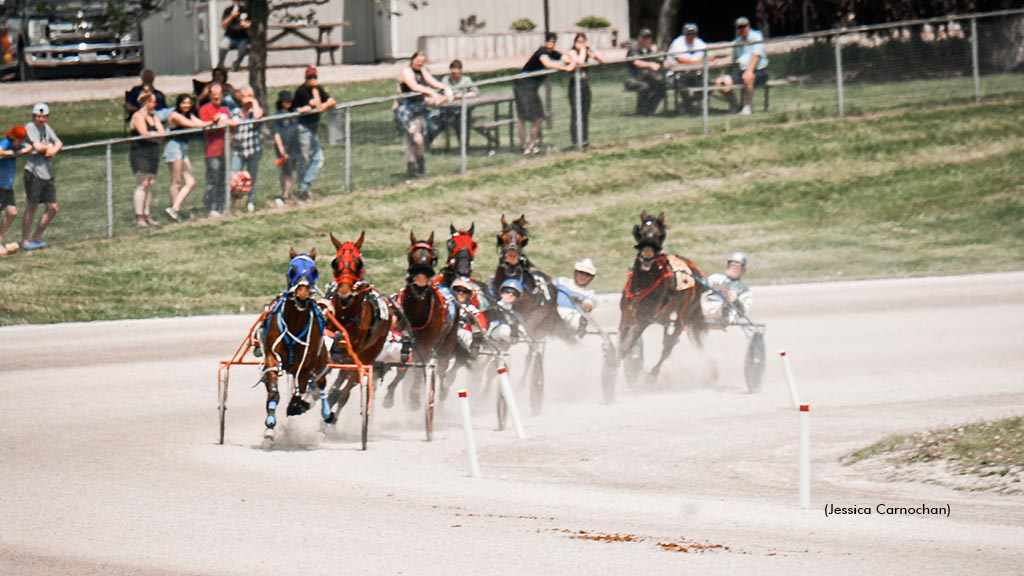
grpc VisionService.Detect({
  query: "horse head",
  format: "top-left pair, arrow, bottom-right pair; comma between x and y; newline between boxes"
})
286,248 -> 319,310
407,231 -> 438,295
446,222 -> 478,278
632,210 -> 666,271
496,213 -> 529,274
330,231 -> 365,300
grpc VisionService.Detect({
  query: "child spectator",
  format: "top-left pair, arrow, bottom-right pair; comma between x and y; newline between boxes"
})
0,125 -> 31,255
21,103 -> 63,250
272,90 -> 300,206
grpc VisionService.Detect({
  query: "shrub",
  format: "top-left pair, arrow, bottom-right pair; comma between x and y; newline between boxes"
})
511,18 -> 536,32
576,15 -> 611,29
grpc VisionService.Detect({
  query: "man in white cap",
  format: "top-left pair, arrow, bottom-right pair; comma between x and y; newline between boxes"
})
553,258 -> 598,336
21,103 -> 62,250
665,23 -> 715,110
715,16 -> 769,115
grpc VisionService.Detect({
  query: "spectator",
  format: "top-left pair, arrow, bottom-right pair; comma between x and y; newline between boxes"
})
702,252 -> 753,324
272,90 -> 300,207
666,23 -> 714,110
164,94 -> 212,222
514,33 -> 575,155
21,103 -> 62,251
553,258 -> 598,336
198,84 -> 238,217
125,69 -> 172,122
441,59 -> 478,138
231,85 -> 264,213
715,17 -> 769,115
217,0 -> 251,72
195,68 -> 240,110
395,52 -> 450,180
0,125 -> 31,255
291,66 -> 336,199
564,32 -> 605,148
129,92 -> 165,228
624,28 -> 665,116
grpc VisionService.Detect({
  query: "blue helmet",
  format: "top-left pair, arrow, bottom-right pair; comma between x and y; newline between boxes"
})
499,278 -> 524,297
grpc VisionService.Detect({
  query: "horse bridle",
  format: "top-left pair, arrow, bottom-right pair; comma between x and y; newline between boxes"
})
331,242 -> 364,287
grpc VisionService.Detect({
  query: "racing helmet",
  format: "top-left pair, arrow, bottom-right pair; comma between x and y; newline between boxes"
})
499,278 -> 524,297
574,258 -> 598,276
727,252 -> 748,268
451,277 -> 475,293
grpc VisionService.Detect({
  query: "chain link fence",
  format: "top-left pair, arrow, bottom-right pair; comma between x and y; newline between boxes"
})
16,9 -> 1022,247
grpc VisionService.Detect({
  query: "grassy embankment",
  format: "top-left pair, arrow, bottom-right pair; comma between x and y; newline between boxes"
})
0,95 -> 1021,325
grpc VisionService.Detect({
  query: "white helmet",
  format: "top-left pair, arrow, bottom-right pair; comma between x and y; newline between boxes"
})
574,258 -> 597,276
727,252 -> 748,268
451,277 -> 475,293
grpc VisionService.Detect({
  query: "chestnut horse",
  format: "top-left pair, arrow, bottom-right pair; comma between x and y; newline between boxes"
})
258,249 -> 333,440
490,214 -> 564,338
619,211 -> 708,385
436,222 -> 493,307
382,231 -> 459,408
323,232 -> 390,421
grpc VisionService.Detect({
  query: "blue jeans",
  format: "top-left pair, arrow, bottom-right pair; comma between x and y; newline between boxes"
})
231,151 -> 261,204
218,36 -> 248,71
204,156 -> 226,212
295,125 -> 324,194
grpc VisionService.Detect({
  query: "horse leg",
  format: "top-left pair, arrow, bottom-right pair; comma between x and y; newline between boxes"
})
286,376 -> 311,416
263,371 -> 280,440
316,373 -> 333,423
326,373 -> 356,423
383,367 -> 408,409
648,323 -> 683,385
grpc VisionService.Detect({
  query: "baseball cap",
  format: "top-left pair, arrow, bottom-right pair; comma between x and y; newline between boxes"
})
735,16 -> 751,28
637,27 -> 653,38
6,125 -> 27,140
304,66 -> 318,78
683,23 -> 698,35
33,103 -> 49,116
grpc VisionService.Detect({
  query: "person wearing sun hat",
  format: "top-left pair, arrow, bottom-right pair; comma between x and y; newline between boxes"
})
0,125 -> 31,255
21,103 -> 63,251
291,65 -> 335,200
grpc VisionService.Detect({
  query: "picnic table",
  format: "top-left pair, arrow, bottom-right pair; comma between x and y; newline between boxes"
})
434,91 -> 516,153
266,21 -> 354,66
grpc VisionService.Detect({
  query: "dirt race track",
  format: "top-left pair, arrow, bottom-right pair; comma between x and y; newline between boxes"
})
2,272 -> 1023,575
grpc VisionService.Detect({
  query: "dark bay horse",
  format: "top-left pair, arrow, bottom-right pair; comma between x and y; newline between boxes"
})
436,222 -> 493,306
258,249 -> 333,440
490,214 -> 564,338
382,231 -> 459,408
619,211 -> 708,385
323,232 -> 390,421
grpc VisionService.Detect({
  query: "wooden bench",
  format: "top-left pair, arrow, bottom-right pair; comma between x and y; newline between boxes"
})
435,92 -> 516,152
266,22 -> 352,66
669,76 -> 790,113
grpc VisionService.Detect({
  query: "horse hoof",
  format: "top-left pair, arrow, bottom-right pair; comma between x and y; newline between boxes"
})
264,427 -> 275,440
382,393 -> 395,409
408,397 -> 422,411
324,412 -> 337,425
287,397 -> 310,416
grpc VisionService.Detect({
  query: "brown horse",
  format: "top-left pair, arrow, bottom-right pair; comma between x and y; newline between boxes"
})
436,222 -> 493,305
258,249 -> 333,440
490,214 -> 564,338
323,232 -> 390,421
619,211 -> 708,386
382,231 -> 459,408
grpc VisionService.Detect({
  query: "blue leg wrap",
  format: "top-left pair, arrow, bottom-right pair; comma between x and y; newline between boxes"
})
320,387 -> 332,420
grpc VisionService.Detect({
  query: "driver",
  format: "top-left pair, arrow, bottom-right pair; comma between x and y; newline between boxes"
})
451,277 -> 487,356
553,258 -> 597,336
702,251 -> 753,324
484,278 -> 525,350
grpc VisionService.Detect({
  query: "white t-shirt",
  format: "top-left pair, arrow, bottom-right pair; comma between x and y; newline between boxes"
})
667,35 -> 708,63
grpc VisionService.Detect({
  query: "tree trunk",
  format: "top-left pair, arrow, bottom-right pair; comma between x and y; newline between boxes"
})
249,0 -> 270,110
657,0 -> 681,50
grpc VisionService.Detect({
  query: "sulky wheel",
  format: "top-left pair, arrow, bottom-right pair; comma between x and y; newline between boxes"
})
745,330 -> 766,394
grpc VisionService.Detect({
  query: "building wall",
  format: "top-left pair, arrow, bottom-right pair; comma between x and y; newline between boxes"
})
142,0 -> 212,75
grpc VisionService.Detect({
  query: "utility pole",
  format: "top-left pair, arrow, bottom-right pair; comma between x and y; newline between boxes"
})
543,0 -> 550,35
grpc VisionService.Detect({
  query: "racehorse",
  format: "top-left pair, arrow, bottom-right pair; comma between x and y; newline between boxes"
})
258,249 -> 333,440
490,214 -> 564,338
619,211 -> 708,385
323,232 -> 390,421
382,231 -> 459,408
437,222 -> 493,304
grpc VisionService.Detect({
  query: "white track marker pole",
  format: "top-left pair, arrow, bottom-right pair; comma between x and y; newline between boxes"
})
497,363 -> 526,439
799,403 -> 811,509
780,350 -> 801,410
458,390 -> 481,479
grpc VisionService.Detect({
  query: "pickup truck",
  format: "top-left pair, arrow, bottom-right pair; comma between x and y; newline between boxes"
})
0,0 -> 144,80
